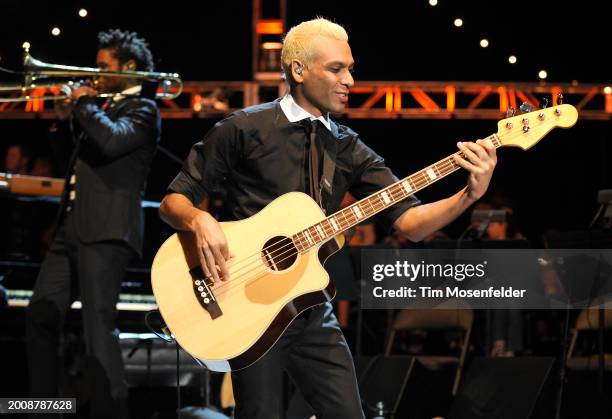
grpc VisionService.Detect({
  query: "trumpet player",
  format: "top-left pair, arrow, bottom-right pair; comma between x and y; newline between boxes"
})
26,29 -> 160,419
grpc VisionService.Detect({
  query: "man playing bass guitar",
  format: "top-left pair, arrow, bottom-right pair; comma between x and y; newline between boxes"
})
159,18 -> 496,419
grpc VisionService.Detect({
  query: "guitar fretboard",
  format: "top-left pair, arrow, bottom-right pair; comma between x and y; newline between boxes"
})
292,133 -> 502,252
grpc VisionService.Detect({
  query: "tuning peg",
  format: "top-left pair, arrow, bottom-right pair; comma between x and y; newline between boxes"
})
541,98 -> 549,109
519,102 -> 534,113
556,93 -> 564,105
505,107 -> 516,118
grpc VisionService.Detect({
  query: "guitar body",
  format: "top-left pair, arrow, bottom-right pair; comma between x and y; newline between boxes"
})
151,192 -> 344,372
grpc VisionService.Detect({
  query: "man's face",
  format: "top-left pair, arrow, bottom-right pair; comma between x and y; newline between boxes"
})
5,145 -> 28,173
95,48 -> 128,93
299,37 -> 354,116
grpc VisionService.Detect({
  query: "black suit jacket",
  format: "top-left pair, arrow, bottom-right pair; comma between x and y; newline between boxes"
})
60,95 -> 160,257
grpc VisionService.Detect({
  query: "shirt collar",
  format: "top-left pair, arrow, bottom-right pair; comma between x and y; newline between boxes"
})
279,94 -> 331,132
113,85 -> 142,102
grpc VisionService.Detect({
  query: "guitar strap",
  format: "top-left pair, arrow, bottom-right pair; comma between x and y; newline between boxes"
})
307,120 -> 335,214
321,148 -> 335,202
308,120 -> 320,206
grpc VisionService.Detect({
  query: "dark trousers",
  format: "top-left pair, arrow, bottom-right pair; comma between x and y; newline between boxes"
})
491,309 -> 524,353
26,213 -> 133,418
231,302 -> 365,419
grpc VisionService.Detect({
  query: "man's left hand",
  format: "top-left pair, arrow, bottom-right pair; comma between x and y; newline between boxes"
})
453,139 -> 497,201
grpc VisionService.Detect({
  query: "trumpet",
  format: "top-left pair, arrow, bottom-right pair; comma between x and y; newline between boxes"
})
0,51 -> 183,103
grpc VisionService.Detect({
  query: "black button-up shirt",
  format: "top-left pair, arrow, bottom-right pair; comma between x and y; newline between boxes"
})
168,99 -> 420,232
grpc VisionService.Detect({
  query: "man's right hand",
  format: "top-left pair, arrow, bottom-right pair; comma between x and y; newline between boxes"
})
188,211 -> 233,283
54,84 -> 100,119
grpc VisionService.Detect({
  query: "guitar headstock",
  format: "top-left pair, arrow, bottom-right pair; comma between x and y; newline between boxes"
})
497,104 -> 578,150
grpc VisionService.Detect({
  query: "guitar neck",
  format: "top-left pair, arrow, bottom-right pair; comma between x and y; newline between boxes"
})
292,133 -> 502,252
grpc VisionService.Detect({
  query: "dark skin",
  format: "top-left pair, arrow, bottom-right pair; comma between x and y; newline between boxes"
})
74,48 -> 137,97
55,48 -> 138,118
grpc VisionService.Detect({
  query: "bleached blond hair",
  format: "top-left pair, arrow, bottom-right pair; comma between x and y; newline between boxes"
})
281,18 -> 348,80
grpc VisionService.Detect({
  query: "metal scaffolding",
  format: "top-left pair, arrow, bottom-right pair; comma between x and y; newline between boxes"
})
1,80 -> 610,120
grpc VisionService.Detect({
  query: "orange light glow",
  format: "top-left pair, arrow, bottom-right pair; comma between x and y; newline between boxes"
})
385,88 -> 393,112
24,88 -> 47,112
192,94 -> 203,112
498,86 -> 508,112
445,85 -> 456,112
410,88 -> 440,111
256,20 -> 284,35
551,86 -> 562,106
393,86 -> 402,111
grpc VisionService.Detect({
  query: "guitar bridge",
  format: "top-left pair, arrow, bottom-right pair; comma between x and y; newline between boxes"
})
189,266 -> 222,319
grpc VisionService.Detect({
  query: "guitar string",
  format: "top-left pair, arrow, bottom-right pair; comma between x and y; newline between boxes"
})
175,119 -> 571,301
211,152 -> 482,300
210,157 -> 463,298
214,128 -> 511,297
217,122 -> 569,299
212,152 -> 463,284
211,161 -> 448,292
210,134 -> 503,286
208,134 -> 505,296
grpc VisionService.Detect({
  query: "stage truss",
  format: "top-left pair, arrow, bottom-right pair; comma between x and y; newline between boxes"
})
0,80 -> 610,120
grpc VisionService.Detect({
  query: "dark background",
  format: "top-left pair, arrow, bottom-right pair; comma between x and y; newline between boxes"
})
0,2 -> 610,415
0,0 -> 607,82
0,0 -> 610,255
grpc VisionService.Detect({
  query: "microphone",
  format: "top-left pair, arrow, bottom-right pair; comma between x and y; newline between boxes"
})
474,218 -> 491,239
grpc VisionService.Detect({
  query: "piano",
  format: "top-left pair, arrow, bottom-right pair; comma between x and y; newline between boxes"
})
6,288 -> 158,312
0,172 -> 64,197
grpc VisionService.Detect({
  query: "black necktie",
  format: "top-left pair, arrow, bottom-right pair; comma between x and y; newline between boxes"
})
304,119 -> 322,207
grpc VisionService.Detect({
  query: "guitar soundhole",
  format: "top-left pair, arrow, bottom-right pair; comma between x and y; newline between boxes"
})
262,236 -> 298,271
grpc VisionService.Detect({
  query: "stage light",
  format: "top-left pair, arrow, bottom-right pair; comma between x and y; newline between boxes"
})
51,27 -> 61,36
538,70 -> 548,80
480,39 -> 489,48
261,42 -> 282,50
454,18 -> 463,27
78,8 -> 88,18
22,41 -> 31,50
604,86 -> 612,94
508,55 -> 517,64
429,0 -> 438,6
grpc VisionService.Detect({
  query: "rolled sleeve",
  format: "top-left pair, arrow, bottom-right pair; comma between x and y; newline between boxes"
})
168,167 -> 207,205
166,116 -> 242,205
